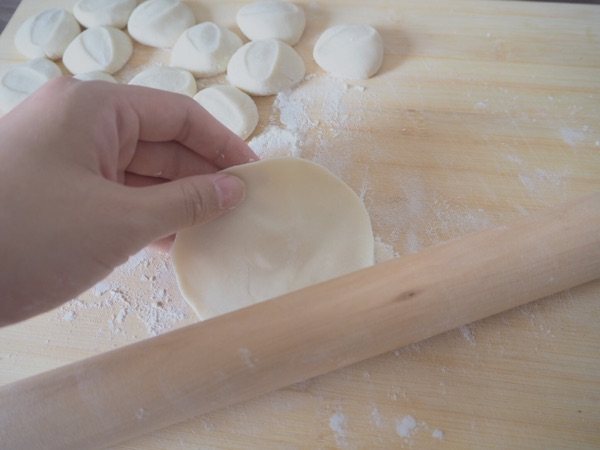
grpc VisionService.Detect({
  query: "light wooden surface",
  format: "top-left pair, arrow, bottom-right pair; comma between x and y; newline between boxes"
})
1,1 -> 599,449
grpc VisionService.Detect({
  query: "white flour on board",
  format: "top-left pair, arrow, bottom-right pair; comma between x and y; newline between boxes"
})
329,410 -> 349,449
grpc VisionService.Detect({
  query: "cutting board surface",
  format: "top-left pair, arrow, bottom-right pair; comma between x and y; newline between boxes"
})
1,1 -> 599,448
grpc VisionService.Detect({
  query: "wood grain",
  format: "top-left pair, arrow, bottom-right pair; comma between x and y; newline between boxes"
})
0,1 -> 599,449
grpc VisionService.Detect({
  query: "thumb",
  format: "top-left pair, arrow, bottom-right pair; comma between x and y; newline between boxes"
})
127,173 -> 245,242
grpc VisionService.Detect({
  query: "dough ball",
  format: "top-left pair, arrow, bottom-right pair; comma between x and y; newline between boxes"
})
236,0 -> 305,46
227,39 -> 305,96
73,71 -> 117,82
170,22 -> 242,77
194,85 -> 258,140
0,58 -> 62,113
128,0 -> 195,49
14,8 -> 81,60
128,66 -> 197,96
73,0 -> 138,29
313,24 -> 384,80
172,157 -> 374,318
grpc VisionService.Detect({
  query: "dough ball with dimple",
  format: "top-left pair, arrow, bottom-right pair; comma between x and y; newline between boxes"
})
227,39 -> 305,96
172,158 -> 374,319
313,24 -> 384,80
170,22 -> 242,77
63,26 -> 133,74
0,58 -> 62,113
74,71 -> 117,83
236,0 -> 305,46
194,85 -> 258,140
14,8 -> 81,60
73,0 -> 138,29
128,0 -> 195,49
128,66 -> 197,96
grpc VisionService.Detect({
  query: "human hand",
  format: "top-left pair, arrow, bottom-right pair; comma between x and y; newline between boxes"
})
0,77 -> 257,326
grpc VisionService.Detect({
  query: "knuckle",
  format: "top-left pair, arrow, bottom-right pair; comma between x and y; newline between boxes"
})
179,181 -> 208,226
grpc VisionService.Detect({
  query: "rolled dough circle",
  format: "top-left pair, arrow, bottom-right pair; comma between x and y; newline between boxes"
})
14,8 -> 81,60
227,39 -> 305,96
128,66 -> 197,96
193,85 -> 258,140
172,158 -> 374,319
73,0 -> 138,29
170,22 -> 243,77
62,26 -> 133,75
236,0 -> 306,46
0,58 -> 62,113
73,71 -> 117,83
313,24 -> 384,80
127,0 -> 196,49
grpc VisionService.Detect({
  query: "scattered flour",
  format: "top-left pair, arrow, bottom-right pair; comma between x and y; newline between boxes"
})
370,406 -> 384,429
329,411 -> 349,449
61,311 -> 76,322
432,428 -> 445,440
374,236 -> 399,263
559,126 -> 586,147
459,324 -> 476,345
239,347 -> 256,369
395,415 -> 417,438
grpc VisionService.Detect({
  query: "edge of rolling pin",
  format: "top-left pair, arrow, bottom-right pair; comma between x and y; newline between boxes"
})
1,192 -> 599,450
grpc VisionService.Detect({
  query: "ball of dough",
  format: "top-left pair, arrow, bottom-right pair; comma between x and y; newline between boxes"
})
14,8 -> 81,60
227,39 -> 305,96
73,71 -> 117,82
172,158 -> 374,318
0,58 -> 62,113
128,0 -> 195,49
128,66 -> 197,96
73,0 -> 138,29
170,22 -> 242,77
63,26 -> 133,75
236,0 -> 305,46
194,85 -> 258,140
313,24 -> 384,80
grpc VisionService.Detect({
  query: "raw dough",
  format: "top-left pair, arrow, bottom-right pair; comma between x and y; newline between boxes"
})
73,0 -> 138,29
128,0 -> 195,49
73,71 -> 117,82
63,26 -> 133,75
236,0 -> 305,46
14,8 -> 80,60
0,58 -> 62,113
170,22 -> 242,77
172,158 -> 374,318
313,24 -> 384,80
193,85 -> 258,140
227,39 -> 305,96
128,66 -> 196,96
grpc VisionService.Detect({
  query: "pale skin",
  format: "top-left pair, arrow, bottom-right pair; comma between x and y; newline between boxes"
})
0,78 -> 257,326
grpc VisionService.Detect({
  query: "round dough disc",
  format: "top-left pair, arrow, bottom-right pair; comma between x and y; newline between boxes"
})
193,85 -> 258,140
128,0 -> 195,49
73,0 -> 138,29
227,39 -> 305,96
128,66 -> 197,96
172,158 -> 374,319
236,0 -> 306,46
313,24 -> 384,80
14,8 -> 81,60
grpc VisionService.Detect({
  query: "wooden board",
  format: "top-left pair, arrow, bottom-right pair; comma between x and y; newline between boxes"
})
1,1 -> 599,448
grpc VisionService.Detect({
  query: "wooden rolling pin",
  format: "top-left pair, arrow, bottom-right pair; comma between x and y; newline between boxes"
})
1,192 -> 600,450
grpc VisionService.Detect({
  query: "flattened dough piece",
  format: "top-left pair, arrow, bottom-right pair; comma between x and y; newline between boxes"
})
14,8 -> 81,60
236,0 -> 306,45
193,85 -> 258,140
73,0 -> 138,29
128,66 -> 197,96
172,158 -> 374,319
74,71 -> 117,82
128,0 -> 195,49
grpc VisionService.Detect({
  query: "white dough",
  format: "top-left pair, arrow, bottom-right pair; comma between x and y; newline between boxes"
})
74,71 -> 117,82
194,85 -> 258,140
63,26 -> 133,75
227,39 -> 305,96
0,58 -> 62,113
313,24 -> 384,80
128,0 -> 195,49
128,66 -> 196,96
172,158 -> 374,318
236,0 -> 305,46
14,8 -> 81,60
170,22 -> 242,77
73,0 -> 138,29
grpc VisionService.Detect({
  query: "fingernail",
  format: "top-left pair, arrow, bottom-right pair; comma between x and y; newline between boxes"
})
213,175 -> 245,210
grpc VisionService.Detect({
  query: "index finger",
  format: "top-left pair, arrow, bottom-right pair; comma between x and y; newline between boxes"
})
113,84 -> 258,168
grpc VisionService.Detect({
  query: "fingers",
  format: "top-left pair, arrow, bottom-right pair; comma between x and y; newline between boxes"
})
123,172 -> 165,187
114,84 -> 258,169
127,141 -> 219,180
